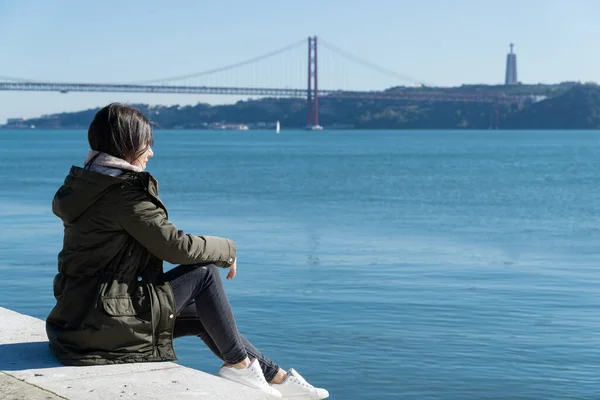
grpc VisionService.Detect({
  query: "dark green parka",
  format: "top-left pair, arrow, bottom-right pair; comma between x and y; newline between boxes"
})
46,166 -> 236,365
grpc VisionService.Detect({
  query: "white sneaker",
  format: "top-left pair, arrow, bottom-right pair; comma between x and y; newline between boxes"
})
218,358 -> 282,398
272,369 -> 329,399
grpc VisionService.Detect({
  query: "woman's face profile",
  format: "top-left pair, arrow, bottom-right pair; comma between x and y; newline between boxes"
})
130,145 -> 154,170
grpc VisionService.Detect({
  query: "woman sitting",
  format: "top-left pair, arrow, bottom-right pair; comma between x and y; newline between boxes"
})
46,103 -> 329,399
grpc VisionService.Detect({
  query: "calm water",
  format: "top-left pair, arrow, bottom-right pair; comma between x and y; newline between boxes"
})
0,129 -> 599,399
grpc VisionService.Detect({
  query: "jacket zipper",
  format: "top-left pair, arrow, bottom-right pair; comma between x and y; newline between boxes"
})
146,282 -> 158,357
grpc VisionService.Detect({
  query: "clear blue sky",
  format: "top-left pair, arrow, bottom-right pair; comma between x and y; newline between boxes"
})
0,0 -> 597,123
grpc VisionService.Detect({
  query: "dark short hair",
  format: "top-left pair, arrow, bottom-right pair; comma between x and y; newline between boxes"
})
88,103 -> 154,161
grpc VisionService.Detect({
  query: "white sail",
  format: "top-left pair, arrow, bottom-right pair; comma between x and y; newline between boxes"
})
276,120 -> 280,134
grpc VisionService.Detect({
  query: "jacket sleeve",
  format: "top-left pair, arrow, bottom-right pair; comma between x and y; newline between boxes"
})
116,186 -> 236,267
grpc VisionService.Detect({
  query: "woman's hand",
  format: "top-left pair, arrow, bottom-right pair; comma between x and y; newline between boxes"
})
226,258 -> 237,280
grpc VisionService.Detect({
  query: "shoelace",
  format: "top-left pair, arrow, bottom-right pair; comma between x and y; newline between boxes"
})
291,377 -> 313,389
253,368 -> 268,386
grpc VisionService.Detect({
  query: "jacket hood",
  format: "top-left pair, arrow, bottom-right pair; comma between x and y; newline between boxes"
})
52,166 -> 129,223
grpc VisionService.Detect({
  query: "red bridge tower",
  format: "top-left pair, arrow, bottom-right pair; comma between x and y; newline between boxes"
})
306,36 -> 321,130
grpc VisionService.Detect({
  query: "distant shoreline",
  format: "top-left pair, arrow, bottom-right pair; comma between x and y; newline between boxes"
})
3,126 -> 598,131
3,83 -> 600,130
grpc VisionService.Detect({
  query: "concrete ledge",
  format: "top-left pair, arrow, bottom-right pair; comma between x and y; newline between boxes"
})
0,307 -> 278,400
0,373 -> 65,399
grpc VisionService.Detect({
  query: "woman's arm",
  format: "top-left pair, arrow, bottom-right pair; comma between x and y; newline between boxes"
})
117,186 -> 236,266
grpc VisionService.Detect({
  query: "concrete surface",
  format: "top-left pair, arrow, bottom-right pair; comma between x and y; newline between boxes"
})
0,373 -> 65,399
0,307 -> 278,399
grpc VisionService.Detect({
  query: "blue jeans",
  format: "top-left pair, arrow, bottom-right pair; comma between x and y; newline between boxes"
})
163,263 -> 280,382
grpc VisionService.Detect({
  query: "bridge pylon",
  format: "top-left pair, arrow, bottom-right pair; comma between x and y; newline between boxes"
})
306,36 -> 321,130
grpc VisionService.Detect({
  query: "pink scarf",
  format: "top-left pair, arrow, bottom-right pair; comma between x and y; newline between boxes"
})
84,151 -> 143,177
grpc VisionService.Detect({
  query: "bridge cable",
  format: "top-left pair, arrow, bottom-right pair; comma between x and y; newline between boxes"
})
133,39 -> 306,85
0,75 -> 42,83
319,39 -> 427,86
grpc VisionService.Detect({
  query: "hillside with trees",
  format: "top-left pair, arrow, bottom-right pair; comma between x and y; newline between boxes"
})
3,83 -> 599,130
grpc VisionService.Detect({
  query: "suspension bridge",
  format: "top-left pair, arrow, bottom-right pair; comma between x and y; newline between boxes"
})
0,37 -> 529,129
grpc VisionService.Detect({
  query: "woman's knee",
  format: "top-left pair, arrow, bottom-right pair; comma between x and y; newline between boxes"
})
186,263 -> 220,285
167,263 -> 219,292
191,263 -> 219,276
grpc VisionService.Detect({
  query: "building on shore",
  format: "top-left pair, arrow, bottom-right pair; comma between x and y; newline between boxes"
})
505,43 -> 518,85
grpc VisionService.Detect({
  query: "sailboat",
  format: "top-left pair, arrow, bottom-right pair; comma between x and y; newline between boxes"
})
276,120 -> 280,134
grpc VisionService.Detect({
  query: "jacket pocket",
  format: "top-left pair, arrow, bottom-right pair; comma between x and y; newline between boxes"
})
101,296 -> 137,316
